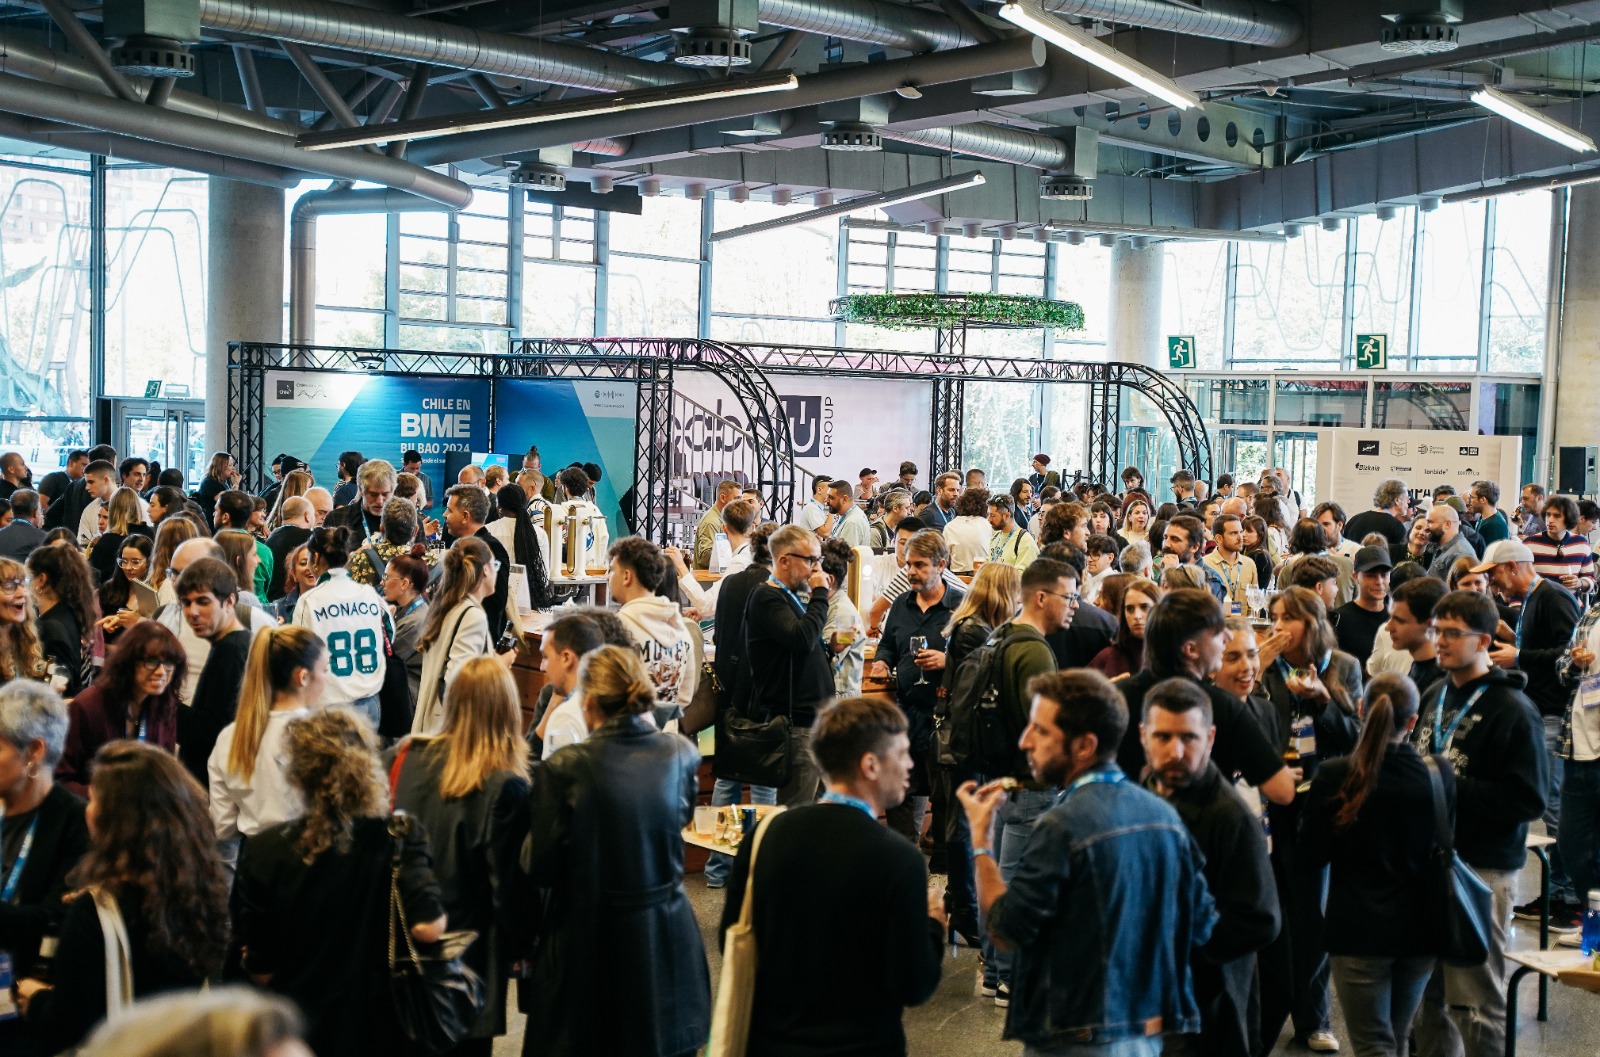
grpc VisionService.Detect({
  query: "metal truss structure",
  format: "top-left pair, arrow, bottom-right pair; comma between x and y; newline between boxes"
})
231,337 -> 1213,542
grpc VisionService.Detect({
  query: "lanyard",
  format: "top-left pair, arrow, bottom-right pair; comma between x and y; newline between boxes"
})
767,575 -> 808,614
0,815 -> 39,904
1057,767 -> 1126,804
819,790 -> 877,820
1431,682 -> 1490,754
1212,554 -> 1242,598
399,597 -> 424,620
127,709 -> 147,743
1515,578 -> 1543,650
990,529 -> 1019,562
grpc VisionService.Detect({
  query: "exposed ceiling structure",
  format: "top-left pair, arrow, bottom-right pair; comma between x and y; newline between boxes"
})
3,0 -> 1600,237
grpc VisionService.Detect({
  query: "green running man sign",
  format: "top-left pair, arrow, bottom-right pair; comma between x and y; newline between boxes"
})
1355,334 -> 1388,370
1167,336 -> 1196,370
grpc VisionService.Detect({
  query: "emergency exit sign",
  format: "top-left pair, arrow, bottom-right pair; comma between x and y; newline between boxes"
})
1167,336 -> 1196,370
1355,334 -> 1388,370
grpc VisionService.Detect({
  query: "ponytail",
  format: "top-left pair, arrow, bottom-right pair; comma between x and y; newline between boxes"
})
226,626 -> 326,781
576,644 -> 658,719
1332,672 -> 1419,829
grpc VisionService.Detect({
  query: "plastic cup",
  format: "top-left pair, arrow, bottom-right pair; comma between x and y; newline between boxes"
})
693,805 -> 717,836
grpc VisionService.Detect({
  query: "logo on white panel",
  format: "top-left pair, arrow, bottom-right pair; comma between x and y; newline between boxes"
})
1357,441 -> 1380,456
1459,446 -> 1480,457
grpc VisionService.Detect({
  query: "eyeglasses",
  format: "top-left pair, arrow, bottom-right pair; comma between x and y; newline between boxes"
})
137,659 -> 177,674
0,578 -> 24,593
1041,589 -> 1080,604
1436,627 -> 1487,641
782,553 -> 823,566
118,557 -> 146,568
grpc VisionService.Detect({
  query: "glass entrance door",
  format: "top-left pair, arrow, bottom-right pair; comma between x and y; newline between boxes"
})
109,399 -> 205,489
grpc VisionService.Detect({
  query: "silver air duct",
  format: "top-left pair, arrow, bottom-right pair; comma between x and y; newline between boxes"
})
0,69 -> 473,208
1026,0 -> 1300,49
877,120 -> 1069,167
760,0 -> 979,52
0,112 -> 299,185
195,0 -> 699,92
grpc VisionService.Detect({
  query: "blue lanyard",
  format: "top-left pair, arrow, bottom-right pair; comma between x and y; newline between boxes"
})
819,790 -> 877,820
1057,767 -> 1126,804
1431,682 -> 1490,754
990,529 -> 1019,561
129,710 -> 147,743
0,814 -> 39,904
767,575 -> 808,614
1212,554 -> 1242,597
1515,578 -> 1542,650
400,597 -> 424,620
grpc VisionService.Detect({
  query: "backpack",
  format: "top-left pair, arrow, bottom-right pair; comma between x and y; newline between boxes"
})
934,623 -> 1035,774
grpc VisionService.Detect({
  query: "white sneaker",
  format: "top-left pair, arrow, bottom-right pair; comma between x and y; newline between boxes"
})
994,984 -> 1011,1008
1306,1032 -> 1340,1053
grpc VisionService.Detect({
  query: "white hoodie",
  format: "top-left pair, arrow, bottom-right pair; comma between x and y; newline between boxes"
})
615,593 -> 699,714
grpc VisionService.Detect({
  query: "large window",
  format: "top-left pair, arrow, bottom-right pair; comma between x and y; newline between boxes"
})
1486,191 -> 1553,373
104,167 -> 208,397
608,196 -> 703,337
1160,240 -> 1227,370
708,200 -> 837,343
1232,225 -> 1346,368
522,202 -> 599,339
1414,200 -> 1486,369
1349,209 -> 1414,368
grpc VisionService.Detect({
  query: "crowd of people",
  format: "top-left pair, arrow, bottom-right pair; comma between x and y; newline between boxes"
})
0,438 -> 1587,1057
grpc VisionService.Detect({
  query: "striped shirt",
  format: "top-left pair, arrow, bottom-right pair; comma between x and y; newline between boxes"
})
1525,531 -> 1596,591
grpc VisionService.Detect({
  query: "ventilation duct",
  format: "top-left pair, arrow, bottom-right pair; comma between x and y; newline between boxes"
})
0,69 -> 472,208
1023,0 -> 1301,49
760,0 -> 980,52
878,121 -> 1069,168
672,0 -> 757,66
1380,0 -> 1462,55
194,0 -> 699,92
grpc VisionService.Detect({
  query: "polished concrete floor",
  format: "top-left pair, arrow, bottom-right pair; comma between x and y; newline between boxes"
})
495,822 -> 1600,1056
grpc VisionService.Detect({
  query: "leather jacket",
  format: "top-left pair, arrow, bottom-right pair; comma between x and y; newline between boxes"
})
521,714 -> 710,1057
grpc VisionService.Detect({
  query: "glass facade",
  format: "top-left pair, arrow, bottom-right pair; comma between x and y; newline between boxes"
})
0,142 -> 1561,481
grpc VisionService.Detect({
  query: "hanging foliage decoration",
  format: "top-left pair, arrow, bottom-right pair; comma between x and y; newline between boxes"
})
829,292 -> 1086,331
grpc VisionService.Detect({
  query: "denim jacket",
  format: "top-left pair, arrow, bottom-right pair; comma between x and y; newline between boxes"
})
989,762 -> 1218,1048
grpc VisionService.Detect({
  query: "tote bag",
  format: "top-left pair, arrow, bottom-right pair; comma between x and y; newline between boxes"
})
1424,756 -> 1493,967
706,807 -> 784,1057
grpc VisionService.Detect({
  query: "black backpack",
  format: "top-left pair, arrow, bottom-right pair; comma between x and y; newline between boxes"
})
934,623 -> 1036,774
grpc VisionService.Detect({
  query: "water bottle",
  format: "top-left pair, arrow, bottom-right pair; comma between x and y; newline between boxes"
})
1583,890 -> 1600,956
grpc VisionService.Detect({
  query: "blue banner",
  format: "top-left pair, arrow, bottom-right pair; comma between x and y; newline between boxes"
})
262,371 -> 491,510
493,378 -> 637,535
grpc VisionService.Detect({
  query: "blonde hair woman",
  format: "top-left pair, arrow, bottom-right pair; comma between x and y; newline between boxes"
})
149,516 -> 200,594
391,657 -> 531,1049
0,558 -> 47,683
937,560 -> 1021,948
266,469 -> 313,531
207,627 -> 327,874
524,645 -> 709,1056
412,538 -> 494,735
88,485 -> 150,587
75,986 -> 309,1057
231,709 -> 446,1057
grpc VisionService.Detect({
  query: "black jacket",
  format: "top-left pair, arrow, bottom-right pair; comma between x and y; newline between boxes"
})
1512,577 -> 1581,716
1410,666 -> 1547,871
42,477 -> 91,533
473,526 -> 512,642
1047,599 -> 1115,669
0,520 -> 44,564
0,785 -> 87,978
1117,673 -> 1287,790
744,581 -> 834,726
1152,763 -> 1279,1057
713,563 -> 772,714
1257,652 -> 1363,782
521,714 -> 709,1057
721,803 -> 944,1057
1300,744 -> 1454,957
390,738 -> 530,1040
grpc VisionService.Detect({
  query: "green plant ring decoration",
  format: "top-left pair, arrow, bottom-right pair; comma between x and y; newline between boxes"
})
829,292 -> 1085,331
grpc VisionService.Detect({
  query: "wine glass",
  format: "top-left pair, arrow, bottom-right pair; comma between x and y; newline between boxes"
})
910,635 -> 929,685
1246,587 -> 1266,618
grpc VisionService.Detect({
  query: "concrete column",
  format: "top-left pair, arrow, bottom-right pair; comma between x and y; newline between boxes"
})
1553,185 -> 1600,465
1107,238 -> 1164,370
205,179 -> 285,459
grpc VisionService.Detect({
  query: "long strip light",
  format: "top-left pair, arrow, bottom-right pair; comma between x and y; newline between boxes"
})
298,71 -> 799,151
708,172 -> 986,243
998,1 -> 1199,111
1470,87 -> 1596,153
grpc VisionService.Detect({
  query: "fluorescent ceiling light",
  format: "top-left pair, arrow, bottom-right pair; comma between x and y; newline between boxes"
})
998,1 -> 1199,112
708,172 -> 986,243
1471,87 -> 1595,153
298,71 -> 799,151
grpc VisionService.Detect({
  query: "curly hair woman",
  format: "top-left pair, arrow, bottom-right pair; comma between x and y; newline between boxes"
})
232,708 -> 445,1057
20,741 -> 229,1055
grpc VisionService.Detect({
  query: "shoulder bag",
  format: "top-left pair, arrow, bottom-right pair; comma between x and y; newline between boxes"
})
715,597 -> 794,787
1423,755 -> 1493,967
91,887 -> 133,1021
680,660 -> 721,738
706,808 -> 784,1057
386,813 -> 486,1056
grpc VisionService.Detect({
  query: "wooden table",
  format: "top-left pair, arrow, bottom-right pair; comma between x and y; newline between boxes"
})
682,804 -> 782,854
1505,947 -> 1595,1057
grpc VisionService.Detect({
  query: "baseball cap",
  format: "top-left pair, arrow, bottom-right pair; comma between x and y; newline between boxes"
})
1353,546 -> 1393,574
1470,539 -> 1535,574
1443,495 -> 1467,516
859,468 -> 877,478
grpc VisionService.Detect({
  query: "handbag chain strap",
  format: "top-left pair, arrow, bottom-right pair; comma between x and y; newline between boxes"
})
1422,755 -> 1455,854
387,814 -> 425,971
